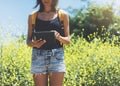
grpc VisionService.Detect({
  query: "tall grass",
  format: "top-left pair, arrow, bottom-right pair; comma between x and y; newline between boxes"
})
0,35 -> 120,86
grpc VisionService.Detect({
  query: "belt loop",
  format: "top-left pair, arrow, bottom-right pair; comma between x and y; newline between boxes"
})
52,49 -> 56,56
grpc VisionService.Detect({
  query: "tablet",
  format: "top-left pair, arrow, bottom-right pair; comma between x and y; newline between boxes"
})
33,31 -> 56,46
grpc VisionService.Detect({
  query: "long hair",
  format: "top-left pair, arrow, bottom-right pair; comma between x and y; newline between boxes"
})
34,0 -> 58,12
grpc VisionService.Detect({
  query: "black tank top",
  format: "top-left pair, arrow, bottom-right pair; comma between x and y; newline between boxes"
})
34,14 -> 64,50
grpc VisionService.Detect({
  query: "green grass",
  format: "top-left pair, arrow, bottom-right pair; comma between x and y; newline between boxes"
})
0,36 -> 120,86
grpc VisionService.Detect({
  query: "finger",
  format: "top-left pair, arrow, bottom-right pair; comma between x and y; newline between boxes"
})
55,32 -> 60,38
34,39 -> 42,43
40,40 -> 46,44
56,32 -> 60,35
51,30 -> 55,32
38,38 -> 43,41
54,31 -> 58,35
38,40 -> 46,48
34,40 -> 46,47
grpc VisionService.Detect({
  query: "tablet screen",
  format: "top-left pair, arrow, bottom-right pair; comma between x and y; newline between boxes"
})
33,31 -> 56,46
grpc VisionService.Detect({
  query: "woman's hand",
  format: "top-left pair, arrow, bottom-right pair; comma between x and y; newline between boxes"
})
51,30 -> 60,39
28,39 -> 46,48
51,30 -> 70,44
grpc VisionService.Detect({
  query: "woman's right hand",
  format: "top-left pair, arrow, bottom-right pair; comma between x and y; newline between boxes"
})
30,39 -> 46,48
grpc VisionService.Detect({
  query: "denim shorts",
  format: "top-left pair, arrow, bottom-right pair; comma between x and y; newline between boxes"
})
31,47 -> 66,74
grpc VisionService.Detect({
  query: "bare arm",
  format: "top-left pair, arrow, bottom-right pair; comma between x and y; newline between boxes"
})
26,15 -> 46,48
26,15 -> 33,47
56,12 -> 70,44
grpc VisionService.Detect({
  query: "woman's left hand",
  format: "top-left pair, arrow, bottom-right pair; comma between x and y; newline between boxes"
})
51,30 -> 60,39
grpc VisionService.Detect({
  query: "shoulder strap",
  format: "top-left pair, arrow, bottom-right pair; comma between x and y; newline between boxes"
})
58,9 -> 64,24
30,10 -> 39,25
30,9 -> 64,25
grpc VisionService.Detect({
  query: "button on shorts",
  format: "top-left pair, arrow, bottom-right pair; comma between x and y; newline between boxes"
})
31,48 -> 66,74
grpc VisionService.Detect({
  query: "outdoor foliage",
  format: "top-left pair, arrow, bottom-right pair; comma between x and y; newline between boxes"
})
0,35 -> 120,86
0,1 -> 120,85
70,5 -> 120,41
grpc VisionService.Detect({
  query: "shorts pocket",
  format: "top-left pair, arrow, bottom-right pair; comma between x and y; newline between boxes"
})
32,48 -> 41,60
56,55 -> 64,60
55,48 -> 64,60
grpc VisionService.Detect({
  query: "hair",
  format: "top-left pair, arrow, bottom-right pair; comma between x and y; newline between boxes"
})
34,0 -> 58,12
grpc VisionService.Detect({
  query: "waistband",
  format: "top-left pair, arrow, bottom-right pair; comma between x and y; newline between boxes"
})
33,46 -> 62,50
33,47 -> 63,56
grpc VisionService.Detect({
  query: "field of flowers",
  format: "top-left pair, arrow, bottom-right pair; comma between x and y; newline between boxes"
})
0,36 -> 120,86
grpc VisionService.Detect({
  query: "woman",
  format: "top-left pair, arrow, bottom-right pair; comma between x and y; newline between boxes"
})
26,0 -> 70,86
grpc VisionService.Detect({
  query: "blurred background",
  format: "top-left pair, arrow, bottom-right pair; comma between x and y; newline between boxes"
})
0,0 -> 120,86
0,0 -> 120,42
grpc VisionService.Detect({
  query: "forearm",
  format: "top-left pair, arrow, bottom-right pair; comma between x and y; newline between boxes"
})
57,35 -> 70,44
26,38 -> 34,47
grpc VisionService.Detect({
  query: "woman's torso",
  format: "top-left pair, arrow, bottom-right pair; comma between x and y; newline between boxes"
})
34,11 -> 64,50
